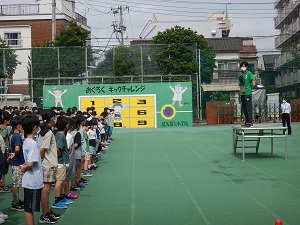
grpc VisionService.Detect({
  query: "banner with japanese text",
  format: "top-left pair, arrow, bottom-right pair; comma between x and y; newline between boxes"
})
43,82 -> 192,128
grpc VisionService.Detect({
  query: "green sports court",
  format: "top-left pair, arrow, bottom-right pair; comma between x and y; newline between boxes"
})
1,123 -> 300,225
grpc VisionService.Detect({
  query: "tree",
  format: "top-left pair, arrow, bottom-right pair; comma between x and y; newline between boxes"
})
94,45 -> 141,76
0,37 -> 19,80
54,20 -> 93,78
29,20 -> 93,106
152,26 -> 216,84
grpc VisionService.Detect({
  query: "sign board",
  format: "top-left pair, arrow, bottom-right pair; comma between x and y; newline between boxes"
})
43,82 -> 192,128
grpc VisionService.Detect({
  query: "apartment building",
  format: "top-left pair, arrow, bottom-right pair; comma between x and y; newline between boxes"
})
0,0 -> 90,99
274,0 -> 300,97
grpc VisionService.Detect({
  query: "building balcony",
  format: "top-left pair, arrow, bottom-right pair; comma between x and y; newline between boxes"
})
275,17 -> 300,49
0,4 -> 39,15
274,1 -> 300,29
0,4 -> 87,26
275,70 -> 300,88
274,51 -> 293,68
274,0 -> 286,9
74,12 -> 87,26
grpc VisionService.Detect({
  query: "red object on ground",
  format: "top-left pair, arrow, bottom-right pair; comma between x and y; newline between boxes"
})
275,219 -> 282,225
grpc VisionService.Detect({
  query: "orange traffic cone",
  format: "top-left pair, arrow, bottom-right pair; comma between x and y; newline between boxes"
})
275,218 -> 282,225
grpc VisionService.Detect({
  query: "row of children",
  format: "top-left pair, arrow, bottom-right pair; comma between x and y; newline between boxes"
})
0,106 -> 114,225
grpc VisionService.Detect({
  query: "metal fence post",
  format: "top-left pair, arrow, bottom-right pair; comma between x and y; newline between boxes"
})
274,103 -> 276,123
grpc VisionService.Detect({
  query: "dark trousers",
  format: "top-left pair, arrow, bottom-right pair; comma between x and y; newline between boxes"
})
241,94 -> 253,124
282,113 -> 292,135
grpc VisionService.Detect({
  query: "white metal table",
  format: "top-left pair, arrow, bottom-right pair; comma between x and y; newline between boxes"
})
232,124 -> 288,160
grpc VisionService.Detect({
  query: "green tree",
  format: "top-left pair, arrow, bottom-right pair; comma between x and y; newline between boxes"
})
29,20 -> 93,106
265,85 -> 277,94
0,37 -> 19,80
152,26 -> 215,84
94,45 -> 141,76
259,70 -> 279,86
54,20 -> 93,78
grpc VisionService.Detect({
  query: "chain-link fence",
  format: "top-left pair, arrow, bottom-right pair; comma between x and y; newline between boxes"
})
1,44 -> 300,123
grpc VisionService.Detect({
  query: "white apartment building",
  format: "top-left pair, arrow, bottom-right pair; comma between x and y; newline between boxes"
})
0,0 -> 90,86
274,0 -> 300,97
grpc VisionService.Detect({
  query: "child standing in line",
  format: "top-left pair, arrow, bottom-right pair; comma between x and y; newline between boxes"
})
9,115 -> 25,211
53,116 -> 73,209
82,121 -> 92,177
18,115 -> 44,225
38,109 -> 60,223
70,116 -> 84,191
63,118 -> 79,199
0,112 -> 13,193
0,138 -> 9,223
87,120 -> 97,171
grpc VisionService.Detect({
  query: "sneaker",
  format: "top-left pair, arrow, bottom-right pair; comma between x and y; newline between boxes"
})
39,213 -> 57,224
0,186 -> 11,193
250,124 -> 254,128
75,183 -> 85,189
0,211 -> 8,220
60,197 -> 73,205
102,146 -> 109,150
82,171 -> 93,177
11,203 -> 24,211
79,177 -> 88,184
48,209 -> 60,220
70,186 -> 82,191
88,166 -> 96,172
19,199 -> 25,206
66,192 -> 79,199
52,201 -> 68,209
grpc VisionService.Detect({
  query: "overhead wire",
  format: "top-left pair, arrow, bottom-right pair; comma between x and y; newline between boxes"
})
76,1 -> 277,17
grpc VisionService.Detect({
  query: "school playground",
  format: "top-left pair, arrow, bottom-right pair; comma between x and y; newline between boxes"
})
1,123 -> 300,225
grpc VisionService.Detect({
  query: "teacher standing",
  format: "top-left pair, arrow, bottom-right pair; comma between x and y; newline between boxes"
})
281,96 -> 292,135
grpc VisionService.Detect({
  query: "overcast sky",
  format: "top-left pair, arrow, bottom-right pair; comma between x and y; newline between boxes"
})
5,0 -> 278,53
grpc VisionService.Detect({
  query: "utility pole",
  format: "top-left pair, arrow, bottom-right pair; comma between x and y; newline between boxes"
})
52,0 -> 56,42
111,6 -> 129,45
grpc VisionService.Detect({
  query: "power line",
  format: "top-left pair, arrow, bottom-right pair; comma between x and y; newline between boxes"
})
80,1 -> 276,17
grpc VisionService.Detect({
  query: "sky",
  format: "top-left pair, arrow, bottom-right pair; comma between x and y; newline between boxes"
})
5,0 -> 279,54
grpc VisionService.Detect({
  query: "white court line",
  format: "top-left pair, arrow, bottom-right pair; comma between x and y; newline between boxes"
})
130,129 -> 136,225
150,129 -> 211,225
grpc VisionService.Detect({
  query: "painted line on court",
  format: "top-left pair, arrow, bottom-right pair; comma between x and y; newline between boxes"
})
150,129 -> 212,225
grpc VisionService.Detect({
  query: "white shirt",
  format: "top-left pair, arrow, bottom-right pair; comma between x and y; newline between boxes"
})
281,102 -> 291,114
22,138 -> 44,189
87,128 -> 97,140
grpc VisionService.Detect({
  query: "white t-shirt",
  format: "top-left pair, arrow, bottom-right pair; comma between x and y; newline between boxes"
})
22,138 -> 44,189
87,128 -> 96,140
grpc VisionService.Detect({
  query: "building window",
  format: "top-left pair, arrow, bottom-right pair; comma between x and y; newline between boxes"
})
4,32 -> 22,46
218,61 -> 239,78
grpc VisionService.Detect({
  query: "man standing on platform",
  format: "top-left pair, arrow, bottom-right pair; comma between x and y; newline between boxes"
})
238,61 -> 255,127
281,96 -> 292,135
